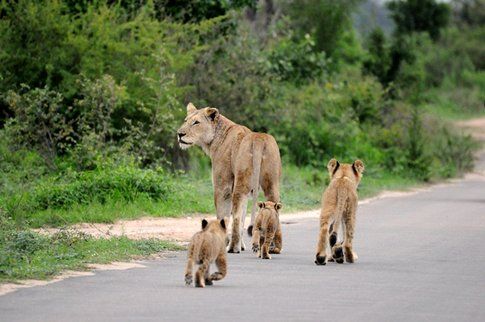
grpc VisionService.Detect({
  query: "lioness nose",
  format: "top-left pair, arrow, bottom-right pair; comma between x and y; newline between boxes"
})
178,132 -> 186,139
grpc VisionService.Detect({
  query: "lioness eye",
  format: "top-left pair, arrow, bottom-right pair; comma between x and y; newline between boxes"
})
192,120 -> 200,125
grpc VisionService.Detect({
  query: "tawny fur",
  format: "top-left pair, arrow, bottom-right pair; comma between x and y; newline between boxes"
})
185,219 -> 228,288
250,201 -> 283,259
315,159 -> 364,266
177,103 -> 282,254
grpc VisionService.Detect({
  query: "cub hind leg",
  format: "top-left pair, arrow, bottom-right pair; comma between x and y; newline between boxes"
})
343,209 -> 357,263
195,259 -> 209,288
261,230 -> 275,259
270,223 -> 282,254
210,252 -> 227,282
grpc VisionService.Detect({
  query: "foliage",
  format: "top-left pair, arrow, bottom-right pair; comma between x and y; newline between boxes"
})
387,0 -> 451,40
0,221 -> 180,282
283,0 -> 363,63
0,0 -> 480,235
267,34 -> 328,85
4,86 -> 73,168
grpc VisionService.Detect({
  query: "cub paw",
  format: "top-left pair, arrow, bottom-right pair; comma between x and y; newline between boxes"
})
210,272 -> 223,281
204,278 -> 213,286
332,245 -> 344,264
315,255 -> 326,265
269,248 -> 281,254
227,246 -> 241,254
345,250 -> 355,263
252,243 -> 259,253
185,274 -> 193,286
262,254 -> 272,260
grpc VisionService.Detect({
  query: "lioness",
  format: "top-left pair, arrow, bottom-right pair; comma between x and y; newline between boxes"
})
185,219 -> 227,288
250,201 -> 283,259
177,103 -> 281,253
315,159 -> 364,266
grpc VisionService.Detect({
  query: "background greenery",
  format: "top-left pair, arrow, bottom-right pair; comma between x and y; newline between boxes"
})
0,0 -> 483,281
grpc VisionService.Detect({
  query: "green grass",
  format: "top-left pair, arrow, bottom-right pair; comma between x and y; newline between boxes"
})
281,165 -> 421,212
9,165 -> 424,227
0,227 -> 182,283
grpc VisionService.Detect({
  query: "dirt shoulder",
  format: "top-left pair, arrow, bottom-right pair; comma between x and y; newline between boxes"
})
37,117 -> 485,243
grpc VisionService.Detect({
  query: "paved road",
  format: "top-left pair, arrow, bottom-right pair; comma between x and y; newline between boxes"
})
2,175 -> 485,321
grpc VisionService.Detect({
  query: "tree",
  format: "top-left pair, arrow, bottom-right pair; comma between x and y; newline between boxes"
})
387,0 -> 451,40
283,0 -> 362,58
363,28 -> 391,84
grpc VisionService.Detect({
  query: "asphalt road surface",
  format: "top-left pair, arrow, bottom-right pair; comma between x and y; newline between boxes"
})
1,174 -> 485,321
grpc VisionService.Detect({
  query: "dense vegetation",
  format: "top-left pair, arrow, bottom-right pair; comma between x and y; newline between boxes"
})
0,0 -> 483,280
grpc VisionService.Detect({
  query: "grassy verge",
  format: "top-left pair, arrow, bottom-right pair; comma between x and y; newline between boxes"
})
6,164 -> 425,227
0,224 -> 182,283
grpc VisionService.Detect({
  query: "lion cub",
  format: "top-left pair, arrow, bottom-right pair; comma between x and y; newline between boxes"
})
185,219 -> 227,287
315,159 -> 364,266
250,201 -> 283,259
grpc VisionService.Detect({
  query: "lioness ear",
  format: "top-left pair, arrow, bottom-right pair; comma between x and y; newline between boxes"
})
258,202 -> 264,209
327,158 -> 340,176
353,160 -> 365,174
187,102 -> 197,114
201,219 -> 208,230
205,107 -> 219,122
275,203 -> 282,210
220,219 -> 226,230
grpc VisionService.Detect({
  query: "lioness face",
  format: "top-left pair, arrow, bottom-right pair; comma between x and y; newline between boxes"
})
327,159 -> 365,185
177,103 -> 219,150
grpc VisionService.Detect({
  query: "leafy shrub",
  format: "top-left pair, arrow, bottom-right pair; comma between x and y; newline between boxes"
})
4,86 -> 74,167
32,166 -> 172,210
267,34 -> 328,84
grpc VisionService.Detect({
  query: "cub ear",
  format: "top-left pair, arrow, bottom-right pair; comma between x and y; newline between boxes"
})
220,219 -> 226,230
327,158 -> 340,176
187,102 -> 197,114
205,107 -> 219,122
257,202 -> 265,209
353,160 -> 365,174
201,219 -> 208,230
274,203 -> 283,211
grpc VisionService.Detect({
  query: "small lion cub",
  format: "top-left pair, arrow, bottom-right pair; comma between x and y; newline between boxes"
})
315,159 -> 364,266
185,219 -> 227,287
250,201 -> 283,259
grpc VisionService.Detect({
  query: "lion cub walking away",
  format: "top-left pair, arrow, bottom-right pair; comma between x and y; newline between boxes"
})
315,159 -> 364,266
185,219 -> 227,287
249,201 -> 283,259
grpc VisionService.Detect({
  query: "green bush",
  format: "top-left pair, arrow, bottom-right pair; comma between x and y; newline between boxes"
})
32,165 -> 172,210
267,34 -> 328,84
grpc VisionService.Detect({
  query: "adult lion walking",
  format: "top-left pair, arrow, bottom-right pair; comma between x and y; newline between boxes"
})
177,103 -> 281,253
